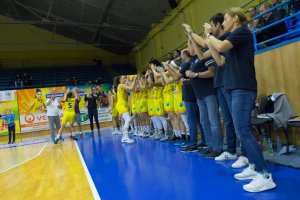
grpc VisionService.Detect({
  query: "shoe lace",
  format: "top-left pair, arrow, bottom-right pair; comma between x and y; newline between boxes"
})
248,175 -> 264,187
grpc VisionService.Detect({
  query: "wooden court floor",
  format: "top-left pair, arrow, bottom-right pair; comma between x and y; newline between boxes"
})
0,140 -> 94,200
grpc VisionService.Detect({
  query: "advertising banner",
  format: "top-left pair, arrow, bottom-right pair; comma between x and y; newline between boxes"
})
17,87 -> 66,133
0,90 -> 21,136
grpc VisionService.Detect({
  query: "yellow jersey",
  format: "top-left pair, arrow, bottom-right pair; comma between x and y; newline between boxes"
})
117,85 -> 127,102
64,98 -> 76,113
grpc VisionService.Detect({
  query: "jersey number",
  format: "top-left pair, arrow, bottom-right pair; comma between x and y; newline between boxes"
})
68,102 -> 72,108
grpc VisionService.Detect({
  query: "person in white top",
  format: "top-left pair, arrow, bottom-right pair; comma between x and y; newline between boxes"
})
45,91 -> 62,143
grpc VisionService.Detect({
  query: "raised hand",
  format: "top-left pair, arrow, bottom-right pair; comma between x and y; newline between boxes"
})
203,23 -> 213,36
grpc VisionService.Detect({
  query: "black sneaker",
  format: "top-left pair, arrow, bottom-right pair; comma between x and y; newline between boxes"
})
198,149 -> 212,156
206,151 -> 222,158
70,135 -> 77,140
180,145 -> 199,153
197,143 -> 207,149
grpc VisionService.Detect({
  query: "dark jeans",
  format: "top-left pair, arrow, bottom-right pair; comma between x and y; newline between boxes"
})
88,109 -> 100,131
218,87 -> 237,154
197,95 -> 223,151
231,89 -> 267,172
185,101 -> 206,146
185,101 -> 199,145
8,125 -> 16,143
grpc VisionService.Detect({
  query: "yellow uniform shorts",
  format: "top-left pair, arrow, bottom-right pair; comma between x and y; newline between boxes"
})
154,98 -> 164,116
147,99 -> 154,116
174,94 -> 186,113
62,112 -> 75,124
163,94 -> 174,112
116,101 -> 129,115
140,98 -> 148,113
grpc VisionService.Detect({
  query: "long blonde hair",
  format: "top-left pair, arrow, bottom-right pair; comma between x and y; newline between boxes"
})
225,7 -> 251,25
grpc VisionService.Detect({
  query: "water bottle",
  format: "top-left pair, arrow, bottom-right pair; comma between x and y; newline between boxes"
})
263,136 -> 268,152
267,138 -> 274,155
261,129 -> 268,152
276,135 -> 282,154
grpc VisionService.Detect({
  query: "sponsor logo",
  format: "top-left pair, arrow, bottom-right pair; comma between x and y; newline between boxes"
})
25,114 -> 35,123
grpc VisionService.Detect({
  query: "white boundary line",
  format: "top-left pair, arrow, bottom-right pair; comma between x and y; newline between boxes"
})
0,142 -> 48,174
74,141 -> 101,200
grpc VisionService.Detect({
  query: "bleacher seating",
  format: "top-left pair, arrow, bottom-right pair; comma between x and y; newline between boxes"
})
0,65 -> 109,90
0,63 -> 137,91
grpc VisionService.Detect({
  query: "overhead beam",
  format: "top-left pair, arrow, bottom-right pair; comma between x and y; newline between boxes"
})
46,0 -> 54,19
12,0 -> 43,19
91,0 -> 114,44
9,0 -> 21,20
0,20 -> 149,31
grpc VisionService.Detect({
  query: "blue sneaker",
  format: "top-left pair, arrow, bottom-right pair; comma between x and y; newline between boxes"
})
51,138 -> 55,143
59,136 -> 64,141
174,140 -> 185,146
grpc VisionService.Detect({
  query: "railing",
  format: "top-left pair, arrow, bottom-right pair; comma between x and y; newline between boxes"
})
0,57 -> 98,69
252,0 -> 300,52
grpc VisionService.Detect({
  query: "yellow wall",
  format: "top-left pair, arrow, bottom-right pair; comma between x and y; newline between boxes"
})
0,15 -> 120,67
128,0 -> 264,71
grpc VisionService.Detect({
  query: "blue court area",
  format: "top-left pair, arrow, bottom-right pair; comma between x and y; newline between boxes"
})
77,129 -> 300,200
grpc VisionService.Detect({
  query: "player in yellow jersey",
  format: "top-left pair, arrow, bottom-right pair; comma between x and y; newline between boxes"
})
28,88 -> 46,113
115,75 -> 138,143
130,90 -> 139,136
54,88 -> 79,144
108,86 -> 120,135
136,76 -> 150,137
150,64 -> 169,140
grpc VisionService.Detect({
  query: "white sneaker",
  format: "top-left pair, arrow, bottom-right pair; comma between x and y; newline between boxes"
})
121,134 -> 134,143
243,173 -> 276,192
215,151 -> 238,161
234,165 -> 257,180
154,133 -> 163,140
118,131 -> 123,135
160,135 -> 169,141
150,133 -> 158,138
133,131 -> 139,136
232,156 -> 249,168
112,130 -> 118,135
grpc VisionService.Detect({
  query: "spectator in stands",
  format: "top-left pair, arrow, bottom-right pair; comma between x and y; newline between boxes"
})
248,6 -> 259,31
65,78 -> 72,86
172,50 -> 181,59
166,52 -> 174,61
15,74 -> 23,88
256,2 -> 287,46
72,77 -> 79,86
23,73 -> 32,86
95,77 -> 102,85
86,80 -> 93,87
27,74 -> 32,85
291,0 -> 300,12
272,0 -> 287,18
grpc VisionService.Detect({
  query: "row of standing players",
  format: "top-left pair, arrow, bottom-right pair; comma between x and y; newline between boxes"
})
109,7 -> 276,193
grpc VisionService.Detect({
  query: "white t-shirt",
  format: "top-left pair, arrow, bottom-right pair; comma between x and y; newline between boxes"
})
46,99 -> 60,116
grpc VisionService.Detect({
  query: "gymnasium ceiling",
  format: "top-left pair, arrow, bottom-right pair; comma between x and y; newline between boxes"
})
0,0 -> 173,54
